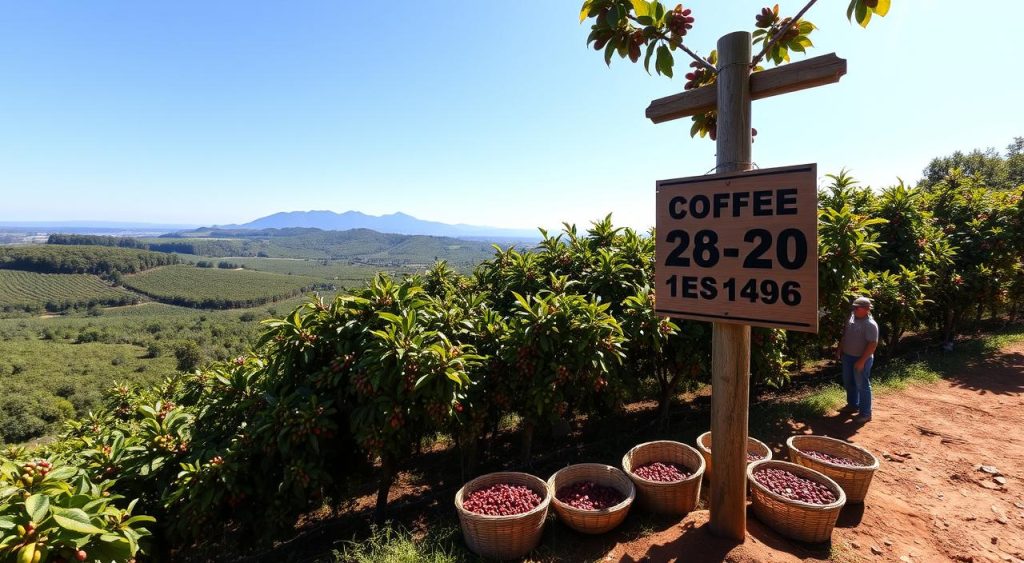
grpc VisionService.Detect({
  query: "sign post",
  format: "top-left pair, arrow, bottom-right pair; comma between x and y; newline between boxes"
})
649,31 -> 839,541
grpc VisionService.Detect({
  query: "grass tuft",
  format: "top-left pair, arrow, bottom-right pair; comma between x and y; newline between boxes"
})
335,523 -> 464,563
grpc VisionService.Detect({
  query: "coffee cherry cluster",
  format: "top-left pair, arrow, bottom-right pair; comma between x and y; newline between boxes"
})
667,5 -> 695,37
18,460 -> 52,487
633,462 -> 692,482
753,468 -> 837,505
802,449 -> 866,467
755,6 -> 778,29
556,481 -> 625,510
684,63 -> 711,91
462,484 -> 542,516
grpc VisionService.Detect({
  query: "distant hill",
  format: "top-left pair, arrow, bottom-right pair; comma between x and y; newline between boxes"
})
218,210 -> 540,241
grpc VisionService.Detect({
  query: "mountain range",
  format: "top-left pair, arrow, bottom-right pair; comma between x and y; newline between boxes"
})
1,211 -> 541,242
214,210 -> 540,241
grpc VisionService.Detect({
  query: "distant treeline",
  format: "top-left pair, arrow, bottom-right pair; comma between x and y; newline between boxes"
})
47,234 -> 149,249
48,234 -> 266,257
145,239 -> 266,257
0,245 -> 179,277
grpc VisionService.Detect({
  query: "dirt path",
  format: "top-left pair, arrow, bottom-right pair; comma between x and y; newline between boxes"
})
605,342 -> 1024,563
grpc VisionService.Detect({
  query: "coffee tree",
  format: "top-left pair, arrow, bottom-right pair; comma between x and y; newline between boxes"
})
0,453 -> 154,563
619,284 -> 708,419
502,287 -> 624,462
922,172 -> 1019,343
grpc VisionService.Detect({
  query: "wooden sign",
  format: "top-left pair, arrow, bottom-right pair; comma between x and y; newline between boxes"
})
655,163 -> 818,332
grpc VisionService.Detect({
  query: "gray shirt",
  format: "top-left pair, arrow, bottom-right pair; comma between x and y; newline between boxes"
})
841,315 -> 879,357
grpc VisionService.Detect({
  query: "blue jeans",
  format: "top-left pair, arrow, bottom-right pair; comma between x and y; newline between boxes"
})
841,353 -> 873,417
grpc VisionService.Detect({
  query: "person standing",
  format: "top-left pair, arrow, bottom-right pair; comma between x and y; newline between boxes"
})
836,296 -> 879,423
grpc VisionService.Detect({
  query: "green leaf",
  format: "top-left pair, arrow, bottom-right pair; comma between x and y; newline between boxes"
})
636,15 -> 653,25
846,0 -> 857,21
604,37 -> 617,65
0,516 -> 16,530
44,466 -> 77,481
605,5 -> 621,27
630,0 -> 650,17
873,0 -> 890,16
579,0 -> 593,23
643,42 -> 656,73
25,493 -> 49,522
53,509 -> 107,535
855,0 -> 872,27
656,45 -> 673,78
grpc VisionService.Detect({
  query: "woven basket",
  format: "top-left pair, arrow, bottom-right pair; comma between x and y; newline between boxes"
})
696,431 -> 772,479
621,441 -> 705,515
455,471 -> 551,559
747,460 -> 846,543
547,463 -> 635,535
786,435 -> 880,503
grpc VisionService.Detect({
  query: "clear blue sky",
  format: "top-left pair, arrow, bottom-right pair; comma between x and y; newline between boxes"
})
1,1 -> 1021,231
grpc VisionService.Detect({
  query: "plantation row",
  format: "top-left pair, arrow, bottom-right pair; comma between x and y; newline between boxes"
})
0,245 -> 180,277
0,270 -> 140,313
120,265 -> 329,309
179,255 -> 412,286
1,168 -> 1022,561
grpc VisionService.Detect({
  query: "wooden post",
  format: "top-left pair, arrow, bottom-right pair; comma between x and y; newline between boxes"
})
709,30 -> 752,542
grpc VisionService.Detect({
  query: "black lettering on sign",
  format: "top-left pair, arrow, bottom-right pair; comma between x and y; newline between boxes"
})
752,190 -> 773,216
700,277 -> 718,299
713,193 -> 729,218
723,278 -> 736,301
740,278 -> 758,302
777,228 -> 808,270
681,276 -> 699,298
760,279 -> 779,304
693,230 -> 719,268
782,281 -> 802,305
690,195 -> 710,219
742,229 -> 772,269
669,196 -> 687,219
665,230 -> 690,267
731,191 -> 749,217
776,188 -> 798,215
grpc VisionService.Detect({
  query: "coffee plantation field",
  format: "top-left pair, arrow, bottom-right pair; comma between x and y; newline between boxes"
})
0,289 -> 342,444
179,256 -> 414,286
0,243 -> 179,275
0,269 -> 139,313
121,264 -> 325,309
0,338 -> 176,443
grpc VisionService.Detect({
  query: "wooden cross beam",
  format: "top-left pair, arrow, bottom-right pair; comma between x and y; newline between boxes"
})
648,40 -> 845,543
645,52 -> 847,123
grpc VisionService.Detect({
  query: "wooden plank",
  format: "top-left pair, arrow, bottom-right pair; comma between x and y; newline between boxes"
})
708,30 -> 751,543
646,52 -> 847,123
710,322 -> 750,540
